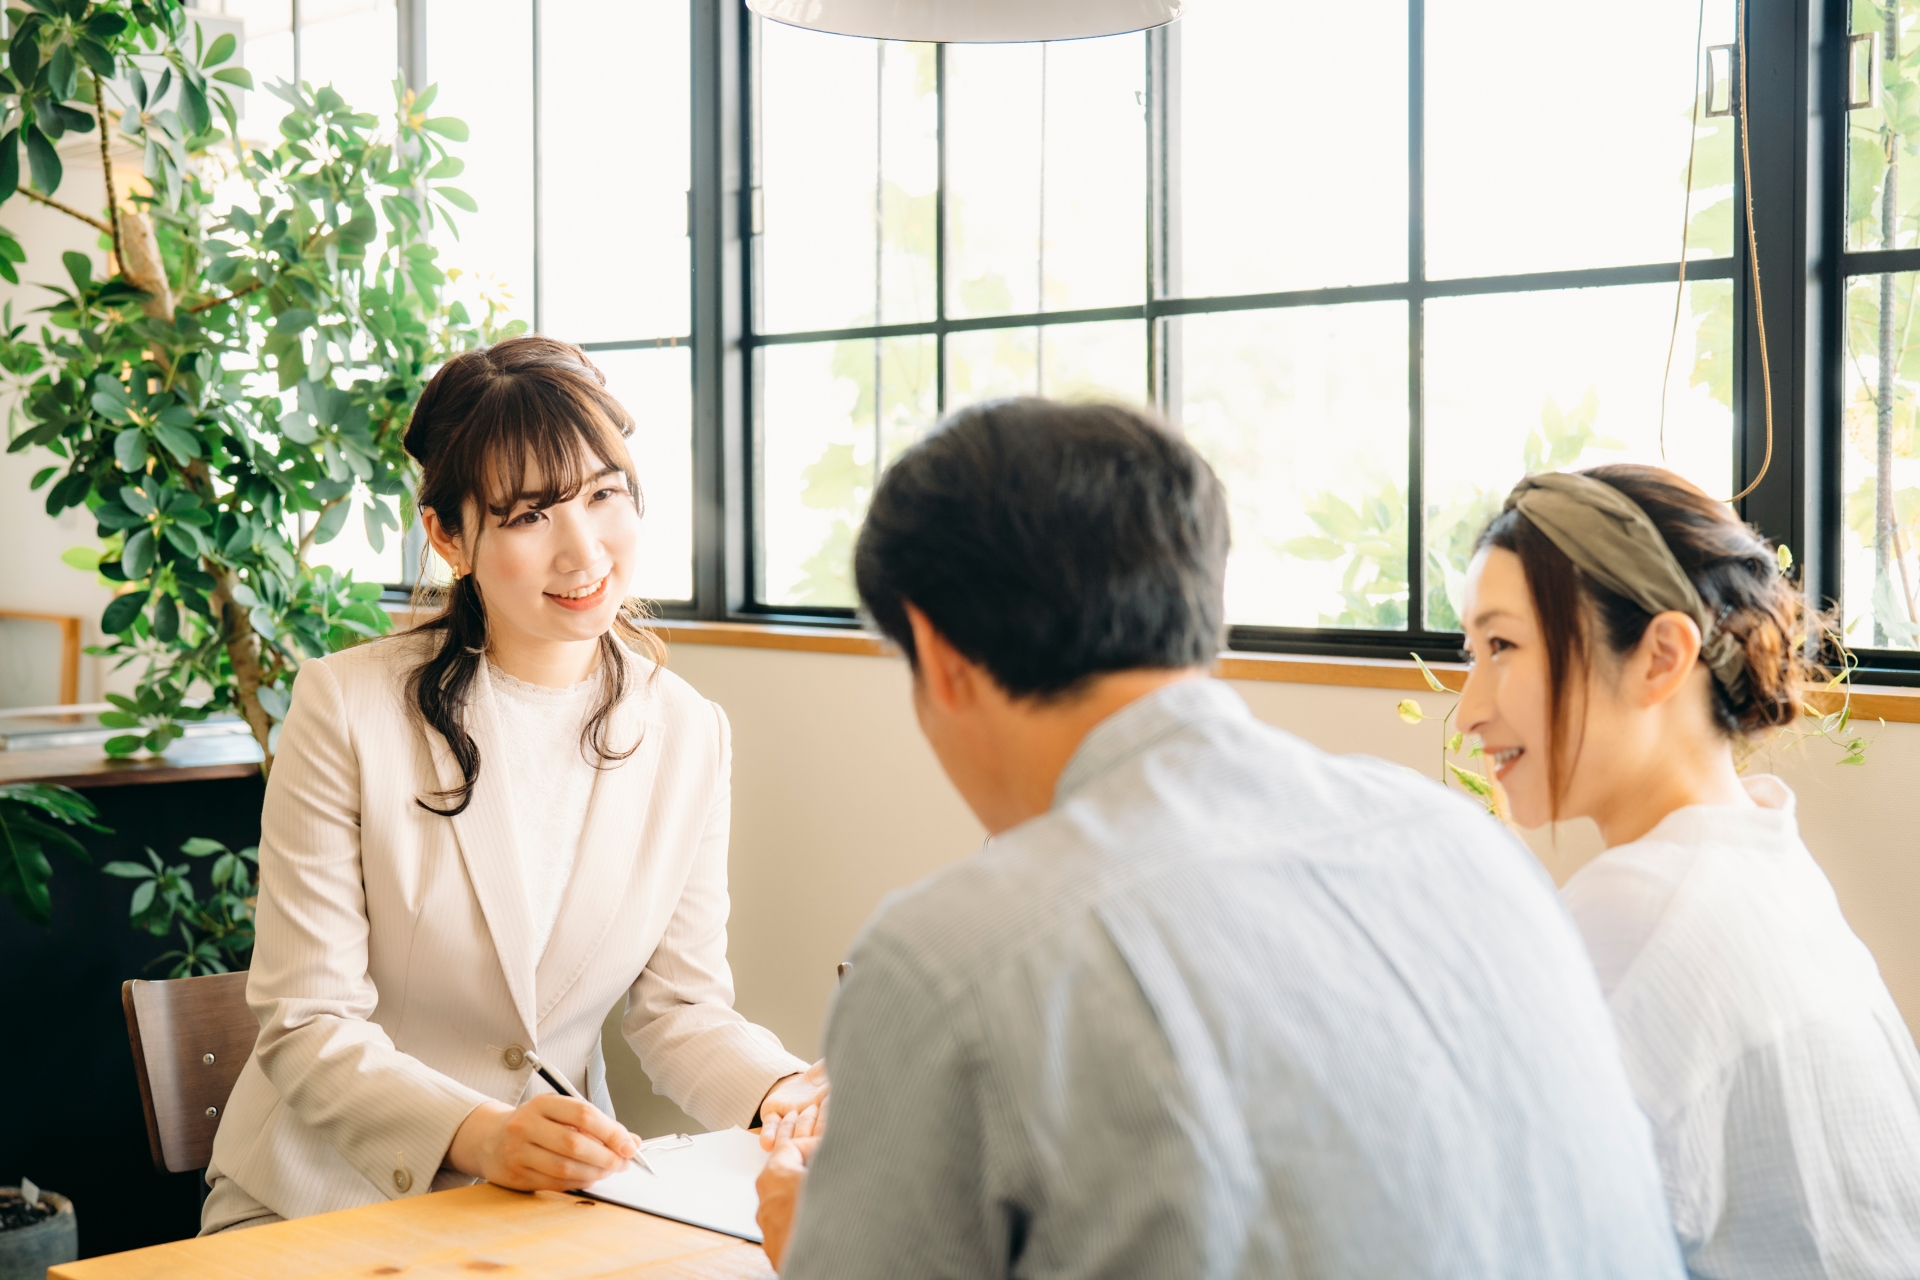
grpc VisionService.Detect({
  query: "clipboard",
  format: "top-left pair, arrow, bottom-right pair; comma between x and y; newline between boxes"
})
579,1127 -> 768,1242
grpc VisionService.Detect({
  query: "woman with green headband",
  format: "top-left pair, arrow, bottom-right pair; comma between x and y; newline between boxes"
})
1456,464 -> 1920,1277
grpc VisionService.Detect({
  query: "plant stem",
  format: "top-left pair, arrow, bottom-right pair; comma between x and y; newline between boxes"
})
207,568 -> 275,776
187,279 -> 263,314
15,185 -> 111,234
295,496 -> 347,562
94,77 -> 124,272
185,459 -> 275,775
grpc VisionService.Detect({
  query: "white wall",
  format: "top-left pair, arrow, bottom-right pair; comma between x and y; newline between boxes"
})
602,642 -> 1920,1135
0,153 -> 125,705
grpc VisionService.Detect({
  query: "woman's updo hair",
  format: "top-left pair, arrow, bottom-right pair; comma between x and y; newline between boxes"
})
1478,464 -> 1816,751
402,334 -> 662,817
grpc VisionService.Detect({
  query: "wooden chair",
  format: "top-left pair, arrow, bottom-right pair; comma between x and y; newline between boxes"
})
121,971 -> 257,1174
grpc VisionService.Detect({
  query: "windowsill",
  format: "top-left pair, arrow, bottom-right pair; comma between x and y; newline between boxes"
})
648,618 -> 1920,725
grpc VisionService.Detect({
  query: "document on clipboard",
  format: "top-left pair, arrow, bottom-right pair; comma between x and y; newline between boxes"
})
579,1127 -> 768,1242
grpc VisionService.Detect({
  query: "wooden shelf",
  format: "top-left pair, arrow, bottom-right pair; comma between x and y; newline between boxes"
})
0,734 -> 263,789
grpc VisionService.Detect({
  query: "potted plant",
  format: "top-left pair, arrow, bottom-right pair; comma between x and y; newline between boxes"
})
0,1180 -> 76,1277
2,2 -> 512,930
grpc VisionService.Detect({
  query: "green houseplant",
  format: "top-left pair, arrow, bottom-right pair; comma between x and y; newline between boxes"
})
1,1 -> 516,961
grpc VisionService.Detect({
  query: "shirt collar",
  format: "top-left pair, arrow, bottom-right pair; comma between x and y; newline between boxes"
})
1052,677 -> 1249,807
1636,773 -> 1799,846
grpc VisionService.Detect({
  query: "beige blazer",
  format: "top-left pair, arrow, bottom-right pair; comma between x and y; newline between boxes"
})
206,633 -> 804,1221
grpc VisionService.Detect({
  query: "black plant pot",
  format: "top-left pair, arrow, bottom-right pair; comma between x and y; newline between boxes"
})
0,1188 -> 77,1277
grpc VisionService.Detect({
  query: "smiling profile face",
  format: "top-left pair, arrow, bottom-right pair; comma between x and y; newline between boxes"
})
427,451 -> 643,654
1456,545 -> 1566,829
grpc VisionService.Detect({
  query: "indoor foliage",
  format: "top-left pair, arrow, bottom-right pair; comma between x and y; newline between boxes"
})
0,782 -> 106,925
1,1 -> 514,950
103,836 -> 257,975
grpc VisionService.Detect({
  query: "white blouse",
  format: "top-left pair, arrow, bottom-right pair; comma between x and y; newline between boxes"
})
1562,776 -> 1920,1278
488,663 -> 598,962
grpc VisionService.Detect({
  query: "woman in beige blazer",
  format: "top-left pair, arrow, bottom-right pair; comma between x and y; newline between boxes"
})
203,336 -> 820,1231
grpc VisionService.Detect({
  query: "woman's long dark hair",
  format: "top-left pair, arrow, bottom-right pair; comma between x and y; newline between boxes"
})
402,334 -> 665,817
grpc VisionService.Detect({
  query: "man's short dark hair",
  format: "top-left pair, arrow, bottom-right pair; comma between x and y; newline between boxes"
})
854,397 -> 1230,699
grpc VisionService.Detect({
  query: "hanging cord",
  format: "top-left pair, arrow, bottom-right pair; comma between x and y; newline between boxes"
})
1728,0 -> 1775,503
1661,0 -> 1774,502
1659,0 -> 1709,463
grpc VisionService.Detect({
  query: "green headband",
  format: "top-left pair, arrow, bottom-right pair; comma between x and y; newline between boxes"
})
1503,472 -> 1748,704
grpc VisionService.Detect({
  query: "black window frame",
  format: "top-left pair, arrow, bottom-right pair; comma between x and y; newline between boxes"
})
632,0 -> 1917,685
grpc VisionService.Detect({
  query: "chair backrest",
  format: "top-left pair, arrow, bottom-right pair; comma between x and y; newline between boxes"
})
121,971 -> 257,1174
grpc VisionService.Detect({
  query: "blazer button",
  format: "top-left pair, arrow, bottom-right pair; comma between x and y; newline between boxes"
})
393,1168 -> 412,1193
503,1044 -> 526,1070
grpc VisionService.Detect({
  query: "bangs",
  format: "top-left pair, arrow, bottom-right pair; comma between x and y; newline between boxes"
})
451,370 -> 640,523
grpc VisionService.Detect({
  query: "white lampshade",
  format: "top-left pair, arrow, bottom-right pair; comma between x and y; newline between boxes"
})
746,0 -> 1186,43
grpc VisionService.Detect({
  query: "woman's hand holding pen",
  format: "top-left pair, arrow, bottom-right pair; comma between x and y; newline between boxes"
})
447,1096 -> 642,1191
758,1058 -> 830,1150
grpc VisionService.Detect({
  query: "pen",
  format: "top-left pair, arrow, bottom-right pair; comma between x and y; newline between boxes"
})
522,1049 -> 655,1175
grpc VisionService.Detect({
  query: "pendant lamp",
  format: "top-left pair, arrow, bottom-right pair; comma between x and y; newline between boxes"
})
745,0 -> 1186,43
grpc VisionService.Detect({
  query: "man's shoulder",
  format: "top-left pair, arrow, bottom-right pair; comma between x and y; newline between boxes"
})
854,716 -> 1514,1002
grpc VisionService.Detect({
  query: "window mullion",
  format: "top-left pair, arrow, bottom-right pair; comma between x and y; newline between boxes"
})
1146,21 -> 1182,421
936,42 -> 948,415
1732,0 -> 1811,574
689,0 -> 745,619
1406,0 -> 1427,636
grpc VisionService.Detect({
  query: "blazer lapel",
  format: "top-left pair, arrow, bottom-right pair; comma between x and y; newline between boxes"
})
533,651 -> 665,1026
437,661 -> 539,1040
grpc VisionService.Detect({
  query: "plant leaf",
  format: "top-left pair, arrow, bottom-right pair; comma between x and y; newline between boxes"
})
1409,652 -> 1449,693
25,126 -> 61,194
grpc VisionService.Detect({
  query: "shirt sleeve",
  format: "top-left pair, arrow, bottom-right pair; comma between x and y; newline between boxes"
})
621,700 -> 805,1129
247,657 -> 492,1199
779,931 -> 1005,1280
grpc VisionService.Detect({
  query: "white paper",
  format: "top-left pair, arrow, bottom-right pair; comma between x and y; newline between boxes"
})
580,1127 -> 767,1243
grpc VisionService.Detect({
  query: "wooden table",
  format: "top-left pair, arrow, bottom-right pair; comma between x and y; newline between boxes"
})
49,1184 -> 775,1279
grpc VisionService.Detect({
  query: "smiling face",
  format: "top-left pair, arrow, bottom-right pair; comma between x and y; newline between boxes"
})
424,449 -> 643,661
1456,545 -> 1578,829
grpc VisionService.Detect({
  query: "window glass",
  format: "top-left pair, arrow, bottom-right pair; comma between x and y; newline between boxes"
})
1423,281 -> 1735,630
758,337 -> 939,607
429,0 -> 535,330
223,0 -> 295,143
598,347 -> 695,603
758,28 -> 937,334
291,0 -> 404,587
945,36 -> 1145,319
1841,271 -> 1920,649
302,491 -> 412,586
945,320 -> 1146,408
1847,1 -> 1920,254
1177,0 -> 1406,298
1426,0 -> 1735,279
297,0 -> 399,121
538,0 -> 690,342
1179,304 -> 1409,628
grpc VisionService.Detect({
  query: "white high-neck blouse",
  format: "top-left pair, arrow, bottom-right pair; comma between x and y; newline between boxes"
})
1561,775 -> 1920,1278
486,662 -> 600,962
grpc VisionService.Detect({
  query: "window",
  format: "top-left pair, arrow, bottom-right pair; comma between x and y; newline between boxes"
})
740,0 -> 1749,662
379,1 -> 1909,681
1842,2 -> 1920,654
218,0 -> 698,599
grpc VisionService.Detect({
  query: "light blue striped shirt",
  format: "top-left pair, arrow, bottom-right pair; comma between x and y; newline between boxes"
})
781,679 -> 1683,1279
